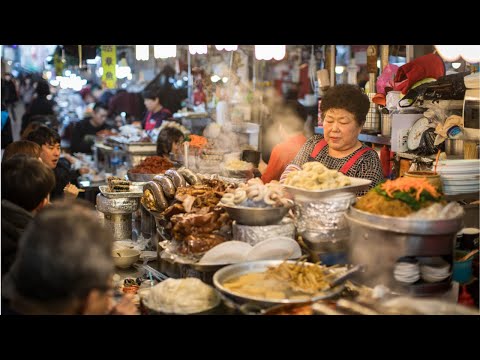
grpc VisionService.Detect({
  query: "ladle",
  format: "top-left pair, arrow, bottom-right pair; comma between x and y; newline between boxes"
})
330,264 -> 366,287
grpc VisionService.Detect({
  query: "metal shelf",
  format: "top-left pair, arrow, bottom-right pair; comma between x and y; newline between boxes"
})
314,127 -> 391,146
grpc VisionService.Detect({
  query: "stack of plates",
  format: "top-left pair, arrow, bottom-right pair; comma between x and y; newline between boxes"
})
418,257 -> 451,283
394,260 -> 420,284
437,160 -> 480,195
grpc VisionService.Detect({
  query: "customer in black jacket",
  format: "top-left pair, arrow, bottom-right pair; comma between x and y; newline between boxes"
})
27,126 -> 88,200
70,102 -> 109,154
1,155 -> 55,277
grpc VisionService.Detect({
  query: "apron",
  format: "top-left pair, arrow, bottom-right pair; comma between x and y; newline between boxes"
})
309,139 -> 374,175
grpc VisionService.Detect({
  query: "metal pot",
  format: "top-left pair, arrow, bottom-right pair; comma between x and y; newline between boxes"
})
445,139 -> 464,157
344,207 -> 463,296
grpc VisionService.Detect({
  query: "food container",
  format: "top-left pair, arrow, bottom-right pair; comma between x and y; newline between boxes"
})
222,203 -> 293,226
344,206 -> 463,296
126,171 -> 159,182
293,192 -> 356,254
403,171 -> 443,192
232,218 -> 296,246
213,260 -> 346,308
453,250 -> 474,284
99,185 -> 143,199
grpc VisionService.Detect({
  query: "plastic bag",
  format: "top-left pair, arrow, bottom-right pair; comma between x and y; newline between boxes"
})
376,64 -> 399,95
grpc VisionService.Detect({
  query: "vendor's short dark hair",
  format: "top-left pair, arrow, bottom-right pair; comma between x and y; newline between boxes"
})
26,125 -> 61,146
156,127 -> 184,157
320,84 -> 370,127
1,154 -> 55,211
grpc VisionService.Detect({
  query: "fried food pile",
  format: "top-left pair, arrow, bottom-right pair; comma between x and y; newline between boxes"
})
129,156 -> 174,174
144,173 -> 234,256
223,260 -> 333,301
354,176 -> 444,217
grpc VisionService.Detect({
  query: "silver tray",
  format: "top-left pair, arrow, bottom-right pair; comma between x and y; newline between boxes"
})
120,142 -> 157,154
283,177 -> 371,201
99,185 -> 143,199
222,203 -> 293,226
213,260 -> 345,307
126,171 -> 158,182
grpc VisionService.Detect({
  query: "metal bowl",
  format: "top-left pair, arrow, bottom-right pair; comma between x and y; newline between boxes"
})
126,171 -> 158,182
213,260 -> 345,308
222,202 -> 293,226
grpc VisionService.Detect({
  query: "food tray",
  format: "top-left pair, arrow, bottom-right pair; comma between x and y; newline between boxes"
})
283,177 -> 371,200
213,260 -> 346,307
120,142 -> 157,154
99,185 -> 143,199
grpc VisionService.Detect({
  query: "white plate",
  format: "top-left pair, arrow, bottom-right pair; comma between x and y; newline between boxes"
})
283,177 -> 371,200
442,179 -> 480,185
440,173 -> 480,179
199,241 -> 252,265
245,237 -> 302,261
437,159 -> 480,167
437,168 -> 480,175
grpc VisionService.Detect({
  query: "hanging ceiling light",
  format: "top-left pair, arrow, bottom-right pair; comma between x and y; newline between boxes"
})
154,45 -> 177,59
189,45 -> 208,55
435,45 -> 480,63
136,45 -> 149,61
215,45 -> 238,51
254,45 -> 286,60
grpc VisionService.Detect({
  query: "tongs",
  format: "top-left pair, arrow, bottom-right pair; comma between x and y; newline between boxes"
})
329,264 -> 366,288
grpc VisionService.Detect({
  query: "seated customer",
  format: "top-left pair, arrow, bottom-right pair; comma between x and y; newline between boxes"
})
1,154 -> 55,277
156,126 -> 185,159
2,140 -> 41,161
2,200 -> 138,315
260,100 -> 307,183
70,102 -> 109,154
26,126 -> 88,200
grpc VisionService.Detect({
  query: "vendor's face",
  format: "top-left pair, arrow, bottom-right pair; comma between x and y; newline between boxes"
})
40,142 -> 61,169
323,108 -> 362,153
144,98 -> 160,112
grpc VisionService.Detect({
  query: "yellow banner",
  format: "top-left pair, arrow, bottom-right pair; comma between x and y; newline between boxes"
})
101,45 -> 117,89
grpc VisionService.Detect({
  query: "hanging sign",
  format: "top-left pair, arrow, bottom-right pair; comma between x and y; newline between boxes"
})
101,45 -> 117,89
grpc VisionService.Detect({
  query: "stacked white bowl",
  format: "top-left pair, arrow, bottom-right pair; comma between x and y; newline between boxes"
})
437,159 -> 480,195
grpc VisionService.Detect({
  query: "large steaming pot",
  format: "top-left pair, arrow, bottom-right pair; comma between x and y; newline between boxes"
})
344,207 -> 463,296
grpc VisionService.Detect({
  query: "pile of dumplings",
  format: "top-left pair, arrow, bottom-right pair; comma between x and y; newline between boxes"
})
284,162 -> 351,190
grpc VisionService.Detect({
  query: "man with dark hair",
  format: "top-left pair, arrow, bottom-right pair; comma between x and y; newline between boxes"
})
70,102 -> 109,154
1,154 -> 55,276
2,200 -> 138,315
27,126 -> 88,199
